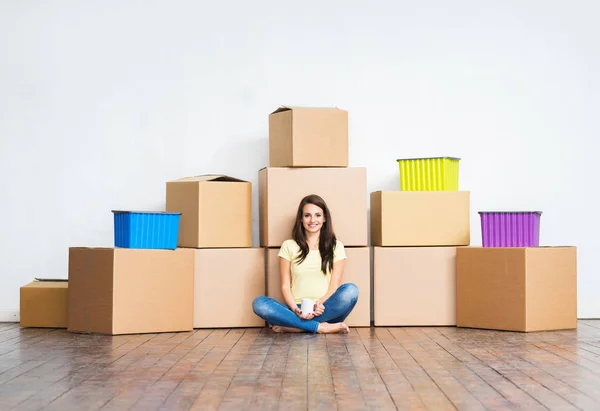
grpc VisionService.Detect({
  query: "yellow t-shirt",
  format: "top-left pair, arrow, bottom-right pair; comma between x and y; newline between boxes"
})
278,239 -> 347,304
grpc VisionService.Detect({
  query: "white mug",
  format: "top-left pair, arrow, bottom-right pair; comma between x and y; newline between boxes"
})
301,298 -> 314,314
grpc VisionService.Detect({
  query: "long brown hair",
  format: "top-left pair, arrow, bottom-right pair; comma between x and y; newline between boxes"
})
292,194 -> 337,274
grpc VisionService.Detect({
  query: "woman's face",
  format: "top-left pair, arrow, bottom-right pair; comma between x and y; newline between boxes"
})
302,203 -> 326,235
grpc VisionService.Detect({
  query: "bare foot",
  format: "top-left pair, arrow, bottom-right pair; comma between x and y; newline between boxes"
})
316,322 -> 350,334
272,326 -> 304,333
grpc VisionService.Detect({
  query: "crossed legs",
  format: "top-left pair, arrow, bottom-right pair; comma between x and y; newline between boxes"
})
252,283 -> 359,334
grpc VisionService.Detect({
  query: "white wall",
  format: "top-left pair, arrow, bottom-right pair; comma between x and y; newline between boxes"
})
1,1 -> 598,320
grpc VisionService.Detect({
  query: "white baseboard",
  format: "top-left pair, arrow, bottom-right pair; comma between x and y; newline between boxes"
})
0,310 -> 20,322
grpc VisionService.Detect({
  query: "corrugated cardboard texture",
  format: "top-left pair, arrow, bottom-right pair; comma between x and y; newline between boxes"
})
374,247 -> 457,326
259,167 -> 367,247
456,247 -> 577,332
269,108 -> 293,167
68,248 -> 194,335
113,248 -> 194,334
175,175 -> 246,183
259,169 -> 268,249
267,247 -> 371,327
68,248 -> 114,334
526,247 -> 578,331
166,177 -> 252,248
269,106 -> 348,167
20,281 -> 68,328
166,181 -> 199,247
193,248 -> 265,328
370,191 -> 470,246
456,248 -> 526,331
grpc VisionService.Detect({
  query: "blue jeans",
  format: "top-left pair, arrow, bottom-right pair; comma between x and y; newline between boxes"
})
252,283 -> 359,333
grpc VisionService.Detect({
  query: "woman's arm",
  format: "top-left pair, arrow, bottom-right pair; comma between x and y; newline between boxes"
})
280,257 -> 302,314
317,259 -> 345,306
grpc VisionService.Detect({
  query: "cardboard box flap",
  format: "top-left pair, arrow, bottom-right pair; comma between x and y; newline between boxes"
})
270,105 -> 346,115
171,174 -> 248,183
34,278 -> 68,282
23,279 -> 68,289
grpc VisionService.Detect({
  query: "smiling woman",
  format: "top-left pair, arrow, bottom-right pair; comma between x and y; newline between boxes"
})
252,194 -> 359,334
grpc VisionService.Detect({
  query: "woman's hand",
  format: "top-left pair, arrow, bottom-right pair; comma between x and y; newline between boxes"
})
313,300 -> 325,316
294,306 -> 315,320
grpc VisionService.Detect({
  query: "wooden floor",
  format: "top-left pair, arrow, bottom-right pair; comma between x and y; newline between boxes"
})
2,322 -> 600,410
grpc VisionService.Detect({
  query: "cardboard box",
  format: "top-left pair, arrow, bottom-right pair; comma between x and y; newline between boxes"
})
266,247 -> 370,327
374,246 -> 457,326
166,175 -> 252,248
269,106 -> 348,167
193,248 -> 265,328
370,191 -> 470,246
456,247 -> 577,332
20,280 -> 68,328
68,248 -> 194,335
259,167 -> 367,247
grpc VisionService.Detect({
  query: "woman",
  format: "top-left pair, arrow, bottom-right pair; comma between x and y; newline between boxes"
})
253,194 -> 359,334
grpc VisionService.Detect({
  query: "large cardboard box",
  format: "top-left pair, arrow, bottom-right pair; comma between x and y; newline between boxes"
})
266,247 -> 370,327
456,247 -> 577,332
20,280 -> 68,328
259,167 -> 367,247
269,106 -> 348,167
68,248 -> 194,335
193,248 -> 265,328
370,191 -> 470,246
374,246 -> 457,326
166,175 -> 252,248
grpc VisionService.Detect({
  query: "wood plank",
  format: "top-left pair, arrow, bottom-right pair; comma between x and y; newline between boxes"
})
375,328 -> 456,410
327,331 -> 368,409
390,327 -> 488,410
0,321 -> 599,409
417,327 -> 516,409
274,333 -> 309,410
41,332 -> 196,410
435,327 -> 548,410
493,343 -> 600,409
443,331 -> 578,410
356,327 -> 427,409
580,320 -> 600,330
345,328 -> 396,409
8,332 -> 155,410
246,329 -> 290,410
191,329 -> 264,410
306,331 -> 336,410
157,329 -> 237,410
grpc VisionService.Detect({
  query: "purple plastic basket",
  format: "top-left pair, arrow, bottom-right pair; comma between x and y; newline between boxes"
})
479,211 -> 542,247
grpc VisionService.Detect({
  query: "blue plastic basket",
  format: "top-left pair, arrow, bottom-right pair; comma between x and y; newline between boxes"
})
112,211 -> 181,250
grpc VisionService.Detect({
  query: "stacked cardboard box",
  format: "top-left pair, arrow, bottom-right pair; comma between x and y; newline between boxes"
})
261,106 -> 370,327
456,246 -> 577,332
20,248 -> 196,334
456,209 -> 577,332
166,175 -> 265,329
67,247 -> 195,335
60,174 -> 264,335
20,279 -> 68,328
19,108 -> 577,336
371,158 -> 470,326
